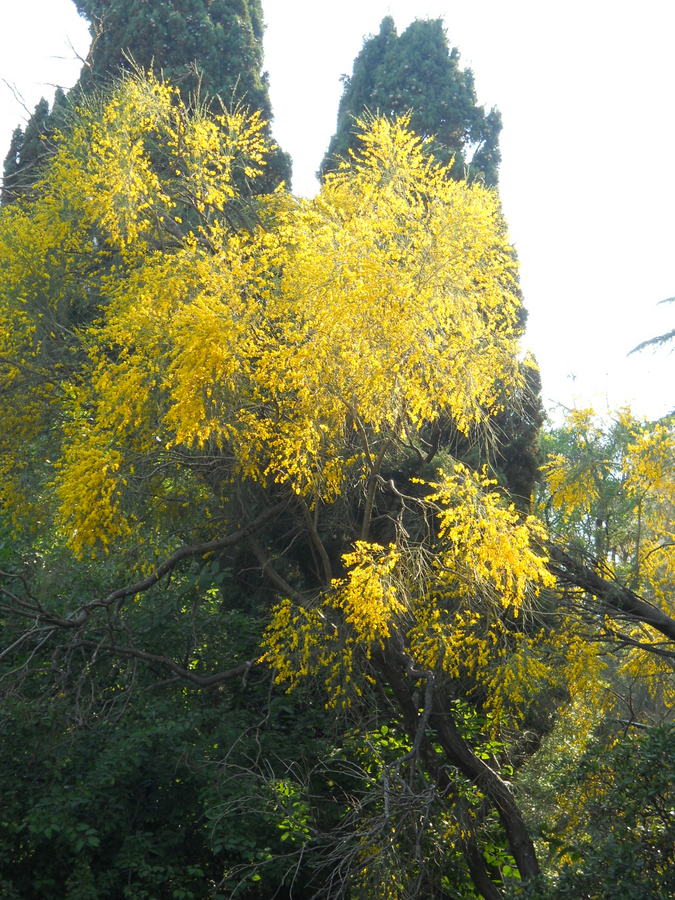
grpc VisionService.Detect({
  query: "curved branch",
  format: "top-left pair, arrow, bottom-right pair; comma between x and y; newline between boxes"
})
429,683 -> 540,882
73,639 -> 256,688
70,501 -> 288,625
374,646 -> 527,897
298,498 -> 333,585
0,502 -> 288,633
248,535 -> 305,603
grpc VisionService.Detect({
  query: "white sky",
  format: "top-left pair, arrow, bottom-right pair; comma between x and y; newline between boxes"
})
0,0 -> 673,422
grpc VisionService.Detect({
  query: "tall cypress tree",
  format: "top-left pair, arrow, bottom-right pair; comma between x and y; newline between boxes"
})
1,127 -> 25,205
321,17 -> 501,187
73,1 -> 271,113
1,98 -> 51,204
2,0 -> 290,200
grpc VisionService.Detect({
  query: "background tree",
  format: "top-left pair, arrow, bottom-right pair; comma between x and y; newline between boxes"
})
547,723 -> 674,900
498,407 -> 674,897
320,16 -> 502,186
0,91 -> 68,204
511,722 -> 675,900
2,0 -> 290,200
542,407 -> 674,610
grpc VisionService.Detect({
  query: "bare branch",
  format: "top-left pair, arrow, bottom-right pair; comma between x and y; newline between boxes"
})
298,498 -> 333,585
73,639 -> 255,688
248,535 -> 305,603
0,502 -> 287,637
1,79 -> 33,119
68,500 -> 288,625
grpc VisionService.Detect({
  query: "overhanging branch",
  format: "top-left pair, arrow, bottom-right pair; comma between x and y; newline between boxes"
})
0,501 -> 287,634
66,501 -> 288,626
547,542 -> 675,643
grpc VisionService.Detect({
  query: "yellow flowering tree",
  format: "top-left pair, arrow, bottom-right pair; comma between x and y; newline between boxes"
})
525,408 -> 674,882
1,74 -> 673,899
541,409 -> 674,714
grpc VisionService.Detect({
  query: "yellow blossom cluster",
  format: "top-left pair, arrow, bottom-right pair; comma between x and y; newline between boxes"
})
263,477 -> 555,721
0,75 -> 526,555
425,464 -> 554,611
332,542 -> 404,644
543,408 -> 608,517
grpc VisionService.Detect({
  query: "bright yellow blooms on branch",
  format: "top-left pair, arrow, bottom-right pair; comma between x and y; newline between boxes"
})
0,73 -> 672,896
0,74 -> 670,717
0,72 -> 524,551
0,70 -> 559,725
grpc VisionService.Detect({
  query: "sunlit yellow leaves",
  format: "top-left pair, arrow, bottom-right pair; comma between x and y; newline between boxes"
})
0,73 -> 574,732
260,598 -> 336,693
229,116 -> 524,497
542,408 -> 673,614
482,632 -> 551,728
13,79 -> 528,549
262,542 -> 406,708
45,73 -> 269,254
180,109 -> 268,214
624,420 -> 675,505
541,408 -> 674,723
263,472 -> 555,720
332,542 -> 404,644
618,634 -> 675,710
545,452 -> 602,517
623,421 -> 675,617
543,409 -> 608,517
54,427 -> 133,557
283,116 -> 522,440
425,464 -> 554,611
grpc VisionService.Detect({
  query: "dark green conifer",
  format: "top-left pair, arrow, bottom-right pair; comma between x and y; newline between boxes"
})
1,127 -> 24,205
2,0 -> 290,199
321,17 -> 501,186
72,0 -> 290,189
73,1 -> 269,110
1,98 -> 53,204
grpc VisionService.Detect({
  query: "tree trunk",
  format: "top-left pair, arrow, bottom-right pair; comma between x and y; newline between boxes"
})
430,684 -> 540,881
376,648 -> 540,898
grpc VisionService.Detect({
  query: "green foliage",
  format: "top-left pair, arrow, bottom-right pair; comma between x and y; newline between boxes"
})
541,409 -> 638,562
541,409 -> 674,606
511,724 -> 675,899
553,727 -> 675,897
1,126 -> 25,204
321,17 -> 501,186
0,89 -> 70,203
0,584 -> 336,898
73,0 -> 268,113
